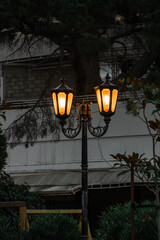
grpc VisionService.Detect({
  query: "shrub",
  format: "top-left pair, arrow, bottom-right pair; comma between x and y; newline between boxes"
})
0,215 -> 26,240
0,172 -> 45,209
96,201 -> 157,240
26,214 -> 81,240
0,213 -> 81,240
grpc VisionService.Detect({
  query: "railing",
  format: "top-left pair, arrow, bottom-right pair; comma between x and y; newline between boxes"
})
0,201 -> 92,240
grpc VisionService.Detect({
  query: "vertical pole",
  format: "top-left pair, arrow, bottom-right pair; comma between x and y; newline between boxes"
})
131,162 -> 135,240
81,117 -> 88,240
19,206 -> 27,230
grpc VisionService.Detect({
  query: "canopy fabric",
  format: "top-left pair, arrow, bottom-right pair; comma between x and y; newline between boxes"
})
11,169 -> 142,196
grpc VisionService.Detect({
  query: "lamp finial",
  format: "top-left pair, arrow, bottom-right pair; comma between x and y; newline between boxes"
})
105,73 -> 111,82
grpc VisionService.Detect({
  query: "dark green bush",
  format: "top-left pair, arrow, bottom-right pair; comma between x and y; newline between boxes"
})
0,215 -> 26,240
0,172 -> 45,209
26,214 -> 81,240
0,214 -> 81,240
96,201 -> 157,240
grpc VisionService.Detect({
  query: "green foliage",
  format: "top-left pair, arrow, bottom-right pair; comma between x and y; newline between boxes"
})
96,201 -> 157,240
0,130 -> 7,172
119,78 -> 160,116
146,70 -> 160,87
26,214 -> 81,240
112,152 -> 160,184
114,79 -> 160,237
0,214 -> 81,240
0,111 -> 45,211
0,172 -> 45,209
0,215 -> 26,240
0,0 -> 160,58
116,79 -> 160,188
1,0 -> 160,134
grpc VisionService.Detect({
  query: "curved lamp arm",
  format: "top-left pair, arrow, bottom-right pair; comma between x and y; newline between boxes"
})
59,119 -> 81,138
88,117 -> 111,137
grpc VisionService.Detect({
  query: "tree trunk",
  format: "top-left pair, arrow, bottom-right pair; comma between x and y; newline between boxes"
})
71,44 -> 101,95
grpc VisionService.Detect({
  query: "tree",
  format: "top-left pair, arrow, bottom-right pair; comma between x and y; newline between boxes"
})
111,78 -> 160,239
0,0 -> 160,91
0,0 -> 160,140
0,111 -> 45,212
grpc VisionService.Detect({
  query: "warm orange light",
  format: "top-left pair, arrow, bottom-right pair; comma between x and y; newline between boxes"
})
102,89 -> 110,112
111,89 -> 118,112
94,77 -> 118,117
58,92 -> 66,115
52,92 -> 58,115
104,94 -> 109,105
51,78 -> 74,120
67,93 -> 73,115
95,88 -> 102,112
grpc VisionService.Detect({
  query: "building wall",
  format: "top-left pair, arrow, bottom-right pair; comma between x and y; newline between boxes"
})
3,102 -> 156,174
3,64 -> 75,100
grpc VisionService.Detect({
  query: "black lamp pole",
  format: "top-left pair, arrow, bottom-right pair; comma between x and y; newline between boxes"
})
51,76 -> 118,240
81,106 -> 88,239
59,101 -> 111,240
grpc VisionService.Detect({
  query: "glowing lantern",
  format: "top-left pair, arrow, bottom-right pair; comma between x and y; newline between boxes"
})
51,78 -> 74,120
94,74 -> 118,117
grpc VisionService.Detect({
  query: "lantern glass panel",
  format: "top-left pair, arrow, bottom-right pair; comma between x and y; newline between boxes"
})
95,88 -> 102,112
67,93 -> 73,115
111,89 -> 118,112
52,92 -> 58,115
58,92 -> 66,115
102,89 -> 110,112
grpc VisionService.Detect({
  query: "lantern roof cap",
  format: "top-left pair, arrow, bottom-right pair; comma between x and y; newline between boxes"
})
51,77 -> 74,93
95,73 -> 118,90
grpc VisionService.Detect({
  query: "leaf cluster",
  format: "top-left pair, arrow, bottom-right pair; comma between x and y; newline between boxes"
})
112,152 -> 160,183
119,78 -> 160,119
5,79 -> 60,147
96,201 -> 157,240
0,0 -> 157,52
112,152 -> 146,168
0,213 -> 81,240
0,172 -> 45,210
0,112 -> 45,215
26,214 -> 81,240
0,215 -> 26,240
1,0 -> 160,143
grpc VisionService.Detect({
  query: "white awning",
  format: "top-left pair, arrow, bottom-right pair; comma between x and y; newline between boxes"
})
11,169 -> 143,196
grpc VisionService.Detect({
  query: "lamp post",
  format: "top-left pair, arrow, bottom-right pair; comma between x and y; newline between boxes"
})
51,75 -> 118,240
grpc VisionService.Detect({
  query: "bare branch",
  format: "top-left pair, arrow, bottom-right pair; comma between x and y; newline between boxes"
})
4,78 -> 60,147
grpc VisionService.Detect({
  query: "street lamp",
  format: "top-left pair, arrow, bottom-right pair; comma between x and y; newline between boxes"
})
51,75 -> 118,240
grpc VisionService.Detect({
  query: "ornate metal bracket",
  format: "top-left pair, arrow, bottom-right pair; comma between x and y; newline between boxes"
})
59,119 -> 81,138
88,117 -> 111,137
59,101 -> 111,138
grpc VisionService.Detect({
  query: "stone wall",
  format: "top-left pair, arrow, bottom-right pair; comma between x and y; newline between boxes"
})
3,64 -> 75,101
